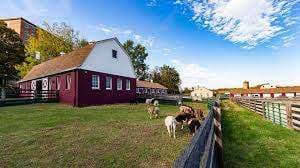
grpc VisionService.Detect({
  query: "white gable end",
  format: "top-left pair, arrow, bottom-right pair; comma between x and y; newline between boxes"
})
80,39 -> 136,78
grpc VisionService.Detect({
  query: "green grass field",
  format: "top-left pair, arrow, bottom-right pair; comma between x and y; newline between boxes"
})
222,100 -> 300,168
0,102 -> 207,167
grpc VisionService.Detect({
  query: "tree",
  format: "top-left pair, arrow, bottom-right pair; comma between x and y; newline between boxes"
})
150,65 -> 181,93
43,22 -> 88,49
16,21 -> 88,77
123,40 -> 149,80
183,87 -> 193,95
0,21 -> 25,99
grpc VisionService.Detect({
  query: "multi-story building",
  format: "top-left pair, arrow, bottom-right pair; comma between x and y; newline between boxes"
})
1,17 -> 37,44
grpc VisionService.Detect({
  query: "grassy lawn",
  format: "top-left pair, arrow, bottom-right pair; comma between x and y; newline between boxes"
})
222,100 -> 300,168
0,102 -> 207,167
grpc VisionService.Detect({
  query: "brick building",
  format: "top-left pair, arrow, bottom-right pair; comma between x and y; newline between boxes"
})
1,17 -> 37,44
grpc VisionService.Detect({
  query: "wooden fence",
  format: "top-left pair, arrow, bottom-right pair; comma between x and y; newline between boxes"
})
0,90 -> 59,106
174,100 -> 223,168
233,97 -> 300,131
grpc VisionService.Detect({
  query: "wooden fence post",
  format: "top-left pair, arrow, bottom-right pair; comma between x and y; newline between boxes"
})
286,102 -> 293,128
33,90 -> 38,103
278,103 -> 282,126
214,101 -> 224,168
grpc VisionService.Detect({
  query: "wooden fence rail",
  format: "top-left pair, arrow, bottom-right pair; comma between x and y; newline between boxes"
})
174,100 -> 223,168
0,90 -> 59,106
233,97 -> 300,131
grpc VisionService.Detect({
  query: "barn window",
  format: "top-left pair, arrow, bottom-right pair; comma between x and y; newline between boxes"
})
117,78 -> 122,90
112,50 -> 117,59
66,75 -> 71,90
126,79 -> 131,90
92,75 -> 100,90
56,77 -> 60,90
106,76 -> 112,90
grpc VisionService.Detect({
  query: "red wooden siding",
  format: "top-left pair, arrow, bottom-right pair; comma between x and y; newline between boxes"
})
76,69 -> 136,107
18,69 -> 136,107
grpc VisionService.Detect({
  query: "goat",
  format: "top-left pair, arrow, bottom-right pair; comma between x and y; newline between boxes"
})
195,109 -> 204,120
175,113 -> 196,130
153,100 -> 159,107
165,116 -> 176,139
147,106 -> 159,119
177,100 -> 182,106
187,118 -> 201,136
179,105 -> 195,114
145,98 -> 155,105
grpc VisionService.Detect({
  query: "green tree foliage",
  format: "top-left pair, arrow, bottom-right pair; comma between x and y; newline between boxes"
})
182,87 -> 193,95
123,40 -> 149,80
16,21 -> 88,78
151,65 -> 181,93
43,22 -> 88,49
0,21 -> 25,82
0,21 -> 25,99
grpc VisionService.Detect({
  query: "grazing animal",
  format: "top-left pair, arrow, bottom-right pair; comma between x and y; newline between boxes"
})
195,109 -> 204,120
153,100 -> 159,107
165,116 -> 177,138
179,105 -> 195,114
175,113 -> 196,129
145,98 -> 155,105
187,118 -> 201,136
177,100 -> 182,106
147,106 -> 159,119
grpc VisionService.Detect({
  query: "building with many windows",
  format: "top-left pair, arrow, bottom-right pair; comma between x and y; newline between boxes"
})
18,38 -> 136,106
216,81 -> 300,98
136,80 -> 168,97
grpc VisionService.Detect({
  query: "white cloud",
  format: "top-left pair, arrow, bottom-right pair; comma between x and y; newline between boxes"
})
175,0 -> 300,49
173,0 -> 184,5
90,24 -> 155,49
171,59 -> 218,88
147,0 -> 158,7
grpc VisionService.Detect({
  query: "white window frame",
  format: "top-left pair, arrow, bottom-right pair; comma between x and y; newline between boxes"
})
106,76 -> 112,90
92,75 -> 100,90
126,79 -> 131,90
56,77 -> 60,90
117,78 -> 122,90
66,75 -> 71,90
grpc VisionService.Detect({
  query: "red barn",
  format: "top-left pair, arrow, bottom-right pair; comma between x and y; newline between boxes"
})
18,38 -> 136,106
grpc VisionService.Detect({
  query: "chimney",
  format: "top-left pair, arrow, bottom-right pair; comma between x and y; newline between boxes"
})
243,81 -> 249,89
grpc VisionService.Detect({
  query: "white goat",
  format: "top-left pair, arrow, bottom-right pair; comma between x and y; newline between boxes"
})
145,98 -> 154,105
153,100 -> 159,106
165,116 -> 177,139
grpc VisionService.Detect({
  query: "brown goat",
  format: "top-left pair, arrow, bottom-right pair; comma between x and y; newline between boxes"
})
195,109 -> 204,120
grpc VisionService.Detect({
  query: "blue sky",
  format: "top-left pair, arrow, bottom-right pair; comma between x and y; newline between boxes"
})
1,0 -> 300,89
